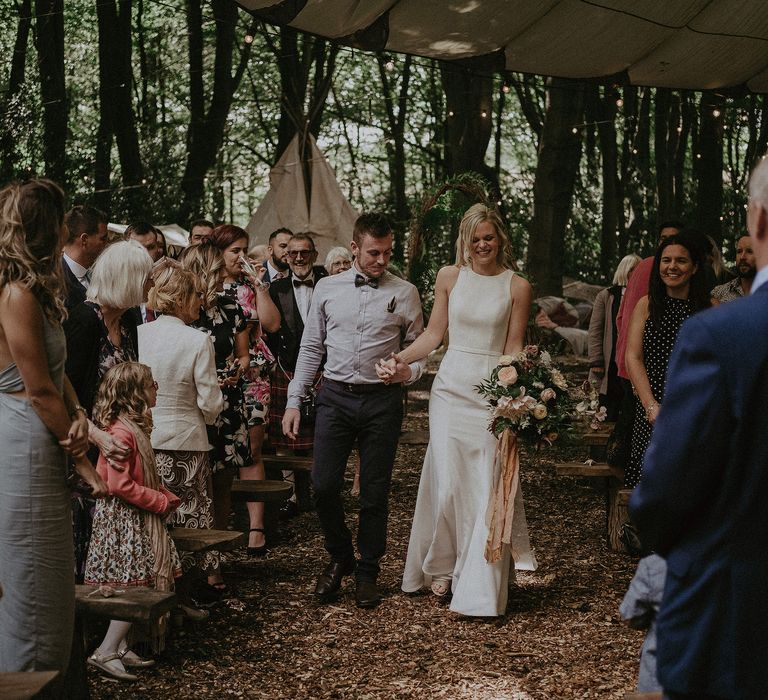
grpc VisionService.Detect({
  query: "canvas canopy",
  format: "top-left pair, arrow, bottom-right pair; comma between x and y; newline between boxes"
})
245,133 -> 359,258
239,0 -> 768,92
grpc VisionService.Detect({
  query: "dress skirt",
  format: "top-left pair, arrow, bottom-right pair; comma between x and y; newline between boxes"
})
0,393 -> 74,673
84,496 -> 182,587
155,449 -> 217,574
402,345 -> 538,617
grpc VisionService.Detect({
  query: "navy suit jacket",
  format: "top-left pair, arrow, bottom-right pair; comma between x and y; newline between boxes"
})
630,281 -> 768,699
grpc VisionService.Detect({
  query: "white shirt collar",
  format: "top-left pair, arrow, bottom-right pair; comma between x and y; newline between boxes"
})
267,259 -> 288,280
62,252 -> 89,281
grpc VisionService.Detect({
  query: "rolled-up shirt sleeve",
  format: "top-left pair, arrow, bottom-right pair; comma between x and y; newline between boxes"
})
401,285 -> 426,385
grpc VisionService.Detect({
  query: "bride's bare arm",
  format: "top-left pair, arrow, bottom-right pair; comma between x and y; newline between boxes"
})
393,266 -> 459,365
502,275 -> 532,355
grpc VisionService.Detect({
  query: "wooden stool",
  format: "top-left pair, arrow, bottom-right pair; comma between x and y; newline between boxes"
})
170,527 -> 246,553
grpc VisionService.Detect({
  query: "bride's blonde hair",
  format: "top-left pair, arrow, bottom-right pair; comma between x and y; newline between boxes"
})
0,179 -> 67,322
454,203 -> 513,269
92,362 -> 154,436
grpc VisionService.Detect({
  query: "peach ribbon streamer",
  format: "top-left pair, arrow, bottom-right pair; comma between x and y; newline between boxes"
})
484,429 -> 520,563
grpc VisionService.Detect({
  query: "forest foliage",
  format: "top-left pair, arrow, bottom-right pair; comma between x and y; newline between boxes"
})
1,0 -> 766,295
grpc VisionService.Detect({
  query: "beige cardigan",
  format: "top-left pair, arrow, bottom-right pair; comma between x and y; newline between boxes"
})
138,315 -> 223,451
587,287 -> 621,395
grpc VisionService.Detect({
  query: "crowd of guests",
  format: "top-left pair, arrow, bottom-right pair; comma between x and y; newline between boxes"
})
0,180 -> 365,682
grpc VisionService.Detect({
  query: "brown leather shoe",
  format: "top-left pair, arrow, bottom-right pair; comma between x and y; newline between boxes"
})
354,580 -> 382,609
314,560 -> 355,601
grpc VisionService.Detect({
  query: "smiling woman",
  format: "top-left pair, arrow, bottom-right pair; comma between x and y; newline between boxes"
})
624,230 -> 711,488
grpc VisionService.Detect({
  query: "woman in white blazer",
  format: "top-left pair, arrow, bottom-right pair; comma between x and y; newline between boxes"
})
138,266 -> 223,579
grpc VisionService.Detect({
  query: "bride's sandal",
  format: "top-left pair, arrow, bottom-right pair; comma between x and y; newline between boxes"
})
430,577 -> 452,598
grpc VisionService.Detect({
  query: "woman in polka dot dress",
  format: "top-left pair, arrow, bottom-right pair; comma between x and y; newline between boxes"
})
624,231 -> 711,488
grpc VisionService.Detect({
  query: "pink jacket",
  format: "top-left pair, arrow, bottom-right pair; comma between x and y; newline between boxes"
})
615,256 -> 653,379
96,421 -> 179,514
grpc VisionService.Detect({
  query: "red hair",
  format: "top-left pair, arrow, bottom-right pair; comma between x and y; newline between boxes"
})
208,224 -> 248,251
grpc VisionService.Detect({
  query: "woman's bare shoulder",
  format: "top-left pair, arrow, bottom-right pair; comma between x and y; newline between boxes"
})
436,265 -> 460,282
510,272 -> 532,296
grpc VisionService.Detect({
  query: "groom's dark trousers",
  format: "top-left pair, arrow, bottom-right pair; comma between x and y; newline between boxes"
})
311,378 -> 403,583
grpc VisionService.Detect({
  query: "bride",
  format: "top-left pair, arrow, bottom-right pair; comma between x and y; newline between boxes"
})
377,203 -> 537,616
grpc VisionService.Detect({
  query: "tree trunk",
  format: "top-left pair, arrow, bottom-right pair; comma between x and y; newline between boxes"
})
596,86 -> 619,281
377,53 -> 413,264
695,91 -> 725,243
0,0 -> 33,181
97,0 -> 145,217
527,77 -> 586,296
34,0 -> 67,183
440,60 -> 498,193
178,0 -> 255,224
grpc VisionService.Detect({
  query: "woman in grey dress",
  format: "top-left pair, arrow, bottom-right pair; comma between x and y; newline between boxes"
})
0,179 -> 107,673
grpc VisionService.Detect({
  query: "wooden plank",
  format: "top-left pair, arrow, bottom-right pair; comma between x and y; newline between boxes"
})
555,461 -> 612,477
582,430 -> 611,446
262,455 -> 312,472
170,527 -> 246,553
399,429 -> 429,445
608,484 -> 633,551
0,671 -> 59,700
75,585 -> 177,623
230,479 -> 293,503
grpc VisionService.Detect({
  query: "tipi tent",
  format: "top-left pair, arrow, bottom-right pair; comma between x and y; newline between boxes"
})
246,134 -> 359,259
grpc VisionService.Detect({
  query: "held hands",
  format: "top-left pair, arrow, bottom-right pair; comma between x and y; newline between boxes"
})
219,358 -> 242,387
282,408 -> 301,441
60,413 -> 89,458
375,353 -> 412,384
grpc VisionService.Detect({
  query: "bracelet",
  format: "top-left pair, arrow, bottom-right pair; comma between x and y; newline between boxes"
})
71,404 -> 87,417
255,280 -> 270,291
644,401 -> 659,419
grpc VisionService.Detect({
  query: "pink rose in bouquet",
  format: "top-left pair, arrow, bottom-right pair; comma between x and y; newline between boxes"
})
497,366 -> 518,386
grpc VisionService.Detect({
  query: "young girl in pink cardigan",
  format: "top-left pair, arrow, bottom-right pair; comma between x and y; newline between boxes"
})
84,362 -> 181,681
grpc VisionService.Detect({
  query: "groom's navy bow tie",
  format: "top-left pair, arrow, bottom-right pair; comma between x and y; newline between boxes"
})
355,274 -> 379,289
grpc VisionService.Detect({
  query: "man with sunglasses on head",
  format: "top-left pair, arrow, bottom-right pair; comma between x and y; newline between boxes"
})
266,233 -> 327,514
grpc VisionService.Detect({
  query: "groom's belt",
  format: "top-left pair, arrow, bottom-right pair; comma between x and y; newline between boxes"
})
325,378 -> 396,394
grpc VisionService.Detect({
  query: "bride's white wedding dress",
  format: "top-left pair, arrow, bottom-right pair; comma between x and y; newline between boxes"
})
402,266 -> 537,616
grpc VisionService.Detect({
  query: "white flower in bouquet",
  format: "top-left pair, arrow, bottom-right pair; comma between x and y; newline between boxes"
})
539,350 -> 552,367
549,368 -> 568,390
498,354 -> 514,367
532,403 -> 548,420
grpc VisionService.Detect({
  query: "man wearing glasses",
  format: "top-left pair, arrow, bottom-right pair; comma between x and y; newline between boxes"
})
266,233 -> 327,513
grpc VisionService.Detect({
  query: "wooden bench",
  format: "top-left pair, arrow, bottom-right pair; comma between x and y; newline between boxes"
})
262,454 -> 312,472
0,671 -> 59,699
170,527 -> 246,553
230,479 -> 293,504
555,460 -> 631,552
261,457 -> 312,512
66,585 -> 178,698
578,424 -> 613,461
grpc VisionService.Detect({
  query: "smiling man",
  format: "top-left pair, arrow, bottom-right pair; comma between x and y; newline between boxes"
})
283,213 -> 426,609
711,234 -> 757,304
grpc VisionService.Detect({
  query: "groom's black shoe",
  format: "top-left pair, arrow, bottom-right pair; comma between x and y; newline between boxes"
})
314,560 -> 355,601
354,579 -> 382,609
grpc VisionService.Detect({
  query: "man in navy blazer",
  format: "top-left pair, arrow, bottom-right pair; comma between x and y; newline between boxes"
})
630,158 -> 768,700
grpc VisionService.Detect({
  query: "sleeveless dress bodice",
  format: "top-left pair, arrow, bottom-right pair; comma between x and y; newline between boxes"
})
0,317 -> 66,393
402,266 -> 537,617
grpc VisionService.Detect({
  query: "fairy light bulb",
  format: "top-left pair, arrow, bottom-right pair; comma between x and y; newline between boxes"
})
244,34 -> 254,44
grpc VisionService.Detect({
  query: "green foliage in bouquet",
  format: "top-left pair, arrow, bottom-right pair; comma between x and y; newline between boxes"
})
476,345 -> 574,447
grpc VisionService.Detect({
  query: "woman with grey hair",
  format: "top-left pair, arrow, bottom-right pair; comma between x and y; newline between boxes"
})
324,245 -> 353,275
64,239 -> 154,578
588,253 -> 642,420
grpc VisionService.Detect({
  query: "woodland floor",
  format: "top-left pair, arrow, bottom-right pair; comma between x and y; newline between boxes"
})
90,355 -> 642,700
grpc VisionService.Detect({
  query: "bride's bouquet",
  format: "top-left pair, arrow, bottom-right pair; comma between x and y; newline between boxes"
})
475,345 -> 572,564
476,345 -> 572,447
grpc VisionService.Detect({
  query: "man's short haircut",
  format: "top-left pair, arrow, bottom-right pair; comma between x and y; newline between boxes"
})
657,219 -> 685,236
353,213 -> 392,246
87,240 -> 153,308
290,232 -> 317,252
190,218 -> 214,232
64,204 -> 107,244
269,227 -> 293,243
124,221 -> 156,240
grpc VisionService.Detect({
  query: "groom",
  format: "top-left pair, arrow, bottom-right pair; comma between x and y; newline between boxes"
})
283,213 -> 425,608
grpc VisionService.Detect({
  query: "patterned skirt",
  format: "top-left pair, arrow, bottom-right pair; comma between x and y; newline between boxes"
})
244,337 -> 275,428
208,381 -> 251,473
268,369 -> 321,451
84,496 -> 181,587
155,449 -> 217,574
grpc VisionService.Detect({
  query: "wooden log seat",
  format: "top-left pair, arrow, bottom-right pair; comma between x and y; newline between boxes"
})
229,479 -> 293,504
0,671 -> 59,700
169,527 -> 246,553
262,455 -> 312,472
